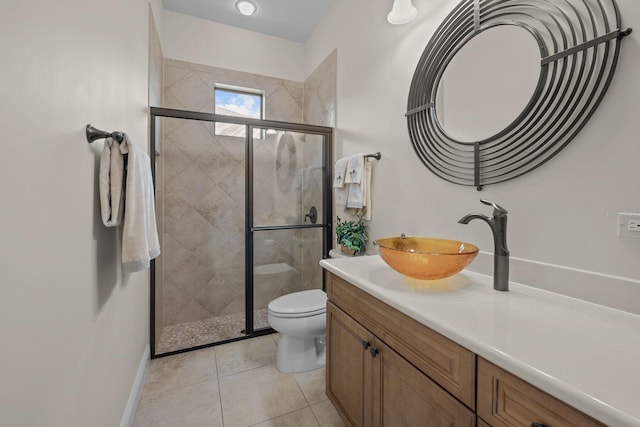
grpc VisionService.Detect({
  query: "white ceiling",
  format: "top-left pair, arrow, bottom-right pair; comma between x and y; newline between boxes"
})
162,0 -> 335,43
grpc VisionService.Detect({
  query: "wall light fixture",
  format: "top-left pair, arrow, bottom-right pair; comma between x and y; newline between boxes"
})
388,0 -> 418,24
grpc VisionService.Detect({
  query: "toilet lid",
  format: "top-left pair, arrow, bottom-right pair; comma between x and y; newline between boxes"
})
268,289 -> 327,317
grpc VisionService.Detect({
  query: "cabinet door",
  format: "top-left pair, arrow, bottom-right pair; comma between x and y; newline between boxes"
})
372,339 -> 475,427
327,272 -> 476,408
477,358 -> 605,427
327,302 -> 375,427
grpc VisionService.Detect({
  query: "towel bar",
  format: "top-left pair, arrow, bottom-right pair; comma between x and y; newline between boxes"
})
365,152 -> 381,160
86,124 -> 124,143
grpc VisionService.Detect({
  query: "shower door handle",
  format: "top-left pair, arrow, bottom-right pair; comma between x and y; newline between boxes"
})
304,206 -> 318,224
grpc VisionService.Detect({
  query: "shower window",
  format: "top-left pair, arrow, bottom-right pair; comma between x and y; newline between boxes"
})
214,85 -> 264,138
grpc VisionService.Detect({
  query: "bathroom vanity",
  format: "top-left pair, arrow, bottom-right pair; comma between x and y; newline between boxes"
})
320,256 -> 640,427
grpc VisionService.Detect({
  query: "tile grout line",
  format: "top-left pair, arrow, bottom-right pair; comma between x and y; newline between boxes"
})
142,348 -> 223,399
216,336 -> 278,379
308,402 -> 323,427
293,372 -> 312,408
293,369 -> 324,427
247,406 -> 318,427
213,348 -> 227,427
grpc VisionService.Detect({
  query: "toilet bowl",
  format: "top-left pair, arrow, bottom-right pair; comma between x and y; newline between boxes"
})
268,289 -> 327,373
268,249 -> 353,373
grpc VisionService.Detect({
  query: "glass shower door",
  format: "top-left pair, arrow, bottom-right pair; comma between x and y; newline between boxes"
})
250,129 -> 328,331
150,107 -> 333,357
154,116 -> 247,354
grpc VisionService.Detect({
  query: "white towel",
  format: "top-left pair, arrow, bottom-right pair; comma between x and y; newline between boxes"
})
362,160 -> 373,220
99,138 -> 125,227
345,158 -> 373,220
119,135 -> 161,272
344,154 -> 364,184
346,183 -> 363,209
333,156 -> 349,209
345,154 -> 365,209
333,157 -> 349,188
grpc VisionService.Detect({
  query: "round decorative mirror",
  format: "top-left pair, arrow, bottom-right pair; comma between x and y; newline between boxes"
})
407,0 -> 631,190
435,25 -> 541,142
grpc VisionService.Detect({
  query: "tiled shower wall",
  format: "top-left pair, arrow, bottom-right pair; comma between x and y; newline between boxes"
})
301,49 -> 337,292
304,50 -> 337,128
159,54 -> 336,330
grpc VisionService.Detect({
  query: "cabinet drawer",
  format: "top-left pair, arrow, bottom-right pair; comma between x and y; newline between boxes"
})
477,358 -> 605,427
327,272 -> 476,409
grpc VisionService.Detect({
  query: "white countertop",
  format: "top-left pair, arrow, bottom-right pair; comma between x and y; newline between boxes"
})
320,255 -> 640,427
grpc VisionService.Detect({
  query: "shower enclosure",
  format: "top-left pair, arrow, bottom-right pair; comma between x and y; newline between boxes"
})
150,107 -> 333,357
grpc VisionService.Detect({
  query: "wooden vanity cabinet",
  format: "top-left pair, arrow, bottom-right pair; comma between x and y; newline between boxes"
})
326,272 -> 607,427
326,273 -> 475,427
327,302 -> 475,427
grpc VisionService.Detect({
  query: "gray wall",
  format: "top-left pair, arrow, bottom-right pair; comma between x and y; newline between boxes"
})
0,1 -> 158,425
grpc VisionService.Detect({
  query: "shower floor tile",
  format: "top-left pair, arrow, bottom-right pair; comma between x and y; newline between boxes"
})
157,309 -> 269,354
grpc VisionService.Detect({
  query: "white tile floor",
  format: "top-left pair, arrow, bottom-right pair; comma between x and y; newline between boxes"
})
133,334 -> 345,427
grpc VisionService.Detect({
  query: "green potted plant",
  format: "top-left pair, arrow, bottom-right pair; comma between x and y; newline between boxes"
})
336,215 -> 367,256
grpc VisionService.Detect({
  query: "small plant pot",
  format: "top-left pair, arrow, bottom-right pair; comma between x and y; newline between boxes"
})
340,244 -> 364,256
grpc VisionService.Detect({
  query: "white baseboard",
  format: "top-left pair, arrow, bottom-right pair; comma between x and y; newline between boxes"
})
121,344 -> 150,427
469,252 -> 640,315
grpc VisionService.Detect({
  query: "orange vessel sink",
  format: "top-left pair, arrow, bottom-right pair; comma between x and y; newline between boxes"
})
375,236 -> 479,280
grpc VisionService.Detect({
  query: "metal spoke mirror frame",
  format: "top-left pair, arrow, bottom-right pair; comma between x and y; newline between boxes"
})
407,0 -> 632,190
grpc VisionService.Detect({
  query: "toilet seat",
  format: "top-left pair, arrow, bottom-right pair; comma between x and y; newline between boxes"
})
268,289 -> 326,318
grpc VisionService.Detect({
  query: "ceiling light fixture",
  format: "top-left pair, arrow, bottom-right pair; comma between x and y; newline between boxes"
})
387,0 -> 417,25
236,0 -> 257,16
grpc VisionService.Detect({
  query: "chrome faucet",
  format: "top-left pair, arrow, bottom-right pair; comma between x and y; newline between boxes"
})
458,199 -> 510,291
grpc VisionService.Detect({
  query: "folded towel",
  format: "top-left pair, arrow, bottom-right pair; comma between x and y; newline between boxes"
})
99,138 -> 125,227
362,159 -> 373,220
119,135 -> 161,272
344,154 -> 364,184
345,158 -> 373,219
333,157 -> 349,188
346,183 -> 364,209
335,185 -> 348,210
333,156 -> 349,210
345,154 -> 365,209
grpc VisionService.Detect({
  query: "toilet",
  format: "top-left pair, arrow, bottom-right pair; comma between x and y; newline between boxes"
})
268,249 -> 351,373
268,289 -> 327,373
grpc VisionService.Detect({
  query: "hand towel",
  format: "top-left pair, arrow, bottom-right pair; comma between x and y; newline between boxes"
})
333,157 -> 349,188
119,135 -> 161,272
346,182 -> 364,209
99,138 -> 125,227
362,159 -> 373,220
345,154 -> 366,209
345,158 -> 373,219
344,154 -> 364,184
334,156 -> 349,209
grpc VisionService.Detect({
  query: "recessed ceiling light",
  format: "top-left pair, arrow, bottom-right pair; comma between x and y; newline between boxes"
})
236,0 -> 257,16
